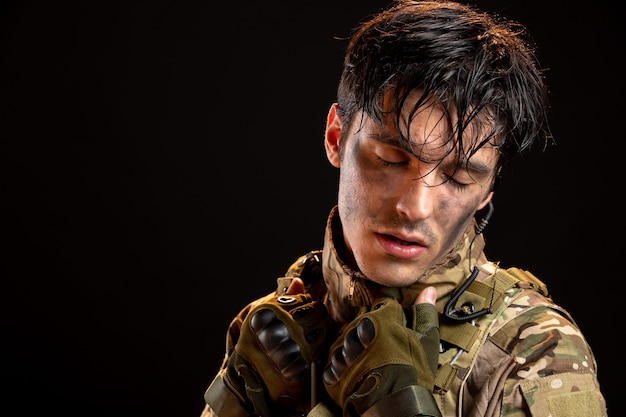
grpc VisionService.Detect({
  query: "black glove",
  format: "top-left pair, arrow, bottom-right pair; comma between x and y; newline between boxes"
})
205,293 -> 335,417
321,297 -> 441,417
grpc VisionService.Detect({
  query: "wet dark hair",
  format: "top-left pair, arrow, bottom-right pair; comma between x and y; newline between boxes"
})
336,0 -> 552,174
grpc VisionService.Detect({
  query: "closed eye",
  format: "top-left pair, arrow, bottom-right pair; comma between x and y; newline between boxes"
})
376,156 -> 408,167
443,174 -> 471,190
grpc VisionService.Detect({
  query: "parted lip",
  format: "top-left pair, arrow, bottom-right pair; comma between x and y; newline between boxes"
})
375,230 -> 427,247
374,232 -> 427,260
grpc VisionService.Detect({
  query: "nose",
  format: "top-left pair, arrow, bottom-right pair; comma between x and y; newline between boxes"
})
395,176 -> 435,221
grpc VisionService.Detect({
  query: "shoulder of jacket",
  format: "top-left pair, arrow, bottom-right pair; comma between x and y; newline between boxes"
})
487,266 -> 576,335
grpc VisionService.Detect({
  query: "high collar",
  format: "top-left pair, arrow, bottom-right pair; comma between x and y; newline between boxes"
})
321,205 -> 488,324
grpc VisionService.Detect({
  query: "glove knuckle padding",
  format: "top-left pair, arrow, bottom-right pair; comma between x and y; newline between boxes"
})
322,298 -> 441,416
232,293 -> 332,409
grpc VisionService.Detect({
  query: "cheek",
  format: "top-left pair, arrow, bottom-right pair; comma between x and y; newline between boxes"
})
450,209 -> 474,236
438,198 -> 482,245
339,144 -> 375,197
347,143 -> 396,192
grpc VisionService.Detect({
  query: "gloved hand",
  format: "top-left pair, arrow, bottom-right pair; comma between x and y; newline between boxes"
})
321,297 -> 442,417
208,292 -> 335,417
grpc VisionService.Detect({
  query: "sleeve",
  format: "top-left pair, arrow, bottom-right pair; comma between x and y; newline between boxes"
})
489,305 -> 607,417
200,293 -> 276,417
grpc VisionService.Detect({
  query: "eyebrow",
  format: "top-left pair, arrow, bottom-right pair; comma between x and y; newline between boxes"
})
368,132 -> 400,147
458,158 -> 494,176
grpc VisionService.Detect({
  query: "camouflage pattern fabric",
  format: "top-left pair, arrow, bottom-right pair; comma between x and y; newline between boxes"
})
200,207 -> 607,416
433,263 -> 607,417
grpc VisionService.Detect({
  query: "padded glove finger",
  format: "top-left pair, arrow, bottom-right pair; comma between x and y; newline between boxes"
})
232,293 -> 335,413
405,301 -> 440,375
322,297 -> 441,417
244,294 -> 332,384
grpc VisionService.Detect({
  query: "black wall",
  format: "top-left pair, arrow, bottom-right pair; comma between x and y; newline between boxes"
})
2,1 -> 620,415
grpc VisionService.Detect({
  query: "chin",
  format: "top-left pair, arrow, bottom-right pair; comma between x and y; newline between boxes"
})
363,271 -> 419,288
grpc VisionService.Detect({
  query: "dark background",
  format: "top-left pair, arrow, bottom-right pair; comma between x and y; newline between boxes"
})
1,1 -> 620,416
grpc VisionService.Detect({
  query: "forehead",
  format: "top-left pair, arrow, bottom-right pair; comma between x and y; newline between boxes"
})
375,90 -> 500,166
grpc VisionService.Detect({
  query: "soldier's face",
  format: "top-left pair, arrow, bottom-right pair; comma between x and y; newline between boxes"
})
324,93 -> 496,287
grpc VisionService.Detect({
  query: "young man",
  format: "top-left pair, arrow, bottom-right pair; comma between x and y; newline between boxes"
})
199,1 -> 607,416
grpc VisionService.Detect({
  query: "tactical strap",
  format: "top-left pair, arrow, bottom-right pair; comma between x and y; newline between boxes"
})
435,266 -> 550,394
507,267 -> 549,296
433,363 -> 457,397
438,270 -> 515,351
439,322 -> 481,353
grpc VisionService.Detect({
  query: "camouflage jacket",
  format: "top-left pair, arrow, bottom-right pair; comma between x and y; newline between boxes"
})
201,207 -> 607,417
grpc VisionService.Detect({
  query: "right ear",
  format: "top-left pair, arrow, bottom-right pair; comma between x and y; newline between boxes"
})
324,103 -> 342,168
